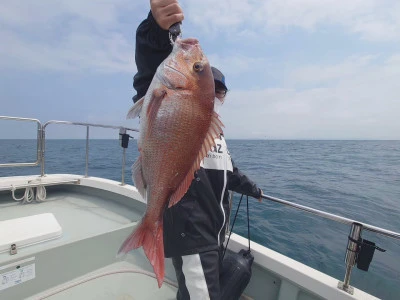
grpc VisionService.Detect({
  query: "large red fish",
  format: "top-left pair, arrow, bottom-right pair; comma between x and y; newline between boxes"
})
118,38 -> 223,287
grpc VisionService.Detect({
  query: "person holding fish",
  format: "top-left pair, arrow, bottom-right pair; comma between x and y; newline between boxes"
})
118,0 -> 263,299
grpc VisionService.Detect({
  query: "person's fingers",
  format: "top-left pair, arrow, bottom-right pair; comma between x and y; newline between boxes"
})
151,0 -> 184,30
162,12 -> 184,30
151,0 -> 178,9
161,2 -> 183,17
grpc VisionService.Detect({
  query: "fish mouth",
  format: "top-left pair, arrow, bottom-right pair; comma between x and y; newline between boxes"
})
160,65 -> 187,90
176,38 -> 199,50
165,64 -> 186,78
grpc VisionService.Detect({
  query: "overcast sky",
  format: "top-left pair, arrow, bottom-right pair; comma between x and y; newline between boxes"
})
1,0 -> 399,139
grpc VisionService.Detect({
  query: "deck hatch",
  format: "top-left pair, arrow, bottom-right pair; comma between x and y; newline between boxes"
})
0,213 -> 62,254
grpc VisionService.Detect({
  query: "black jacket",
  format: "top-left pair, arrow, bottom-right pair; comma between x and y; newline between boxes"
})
132,12 -> 261,257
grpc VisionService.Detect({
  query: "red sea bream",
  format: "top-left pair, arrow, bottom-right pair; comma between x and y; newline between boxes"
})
118,37 -> 223,287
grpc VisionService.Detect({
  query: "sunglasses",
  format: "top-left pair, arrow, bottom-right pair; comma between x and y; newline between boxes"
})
215,89 -> 227,98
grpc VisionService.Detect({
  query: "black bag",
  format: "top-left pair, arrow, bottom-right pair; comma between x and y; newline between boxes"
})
220,194 -> 254,300
220,249 -> 254,300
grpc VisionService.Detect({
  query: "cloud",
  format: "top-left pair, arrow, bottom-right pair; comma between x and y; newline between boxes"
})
0,0 -> 137,31
220,53 -> 400,139
0,29 -> 135,73
287,55 -> 379,86
207,53 -> 269,76
0,0 -> 140,73
1,1 -> 399,139
186,0 -> 400,42
2,0 -> 398,74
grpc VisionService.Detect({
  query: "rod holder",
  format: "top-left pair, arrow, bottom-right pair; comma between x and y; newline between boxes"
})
338,222 -> 363,294
119,128 -> 128,186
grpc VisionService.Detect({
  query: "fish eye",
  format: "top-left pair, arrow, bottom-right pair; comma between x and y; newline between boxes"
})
193,62 -> 203,72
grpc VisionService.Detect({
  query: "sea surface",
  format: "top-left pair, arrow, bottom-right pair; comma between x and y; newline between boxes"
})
1,139 -> 399,299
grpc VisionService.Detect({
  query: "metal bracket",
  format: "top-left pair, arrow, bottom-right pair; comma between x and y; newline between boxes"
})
169,22 -> 182,44
338,281 -> 354,295
10,243 -> 17,255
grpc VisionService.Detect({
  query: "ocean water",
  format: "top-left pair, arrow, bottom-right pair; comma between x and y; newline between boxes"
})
0,139 -> 399,299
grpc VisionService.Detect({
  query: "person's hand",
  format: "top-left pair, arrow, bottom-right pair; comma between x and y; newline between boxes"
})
150,0 -> 184,30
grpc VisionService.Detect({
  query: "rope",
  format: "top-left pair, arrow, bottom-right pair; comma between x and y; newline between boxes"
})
11,185 -> 35,203
34,268 -> 178,299
10,185 -> 47,203
222,193 -> 251,260
36,185 -> 47,202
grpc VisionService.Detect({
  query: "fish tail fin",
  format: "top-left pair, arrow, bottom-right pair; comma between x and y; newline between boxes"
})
117,220 -> 165,288
117,222 -> 144,255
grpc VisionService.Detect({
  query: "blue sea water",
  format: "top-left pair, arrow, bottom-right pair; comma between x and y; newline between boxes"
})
0,139 -> 399,299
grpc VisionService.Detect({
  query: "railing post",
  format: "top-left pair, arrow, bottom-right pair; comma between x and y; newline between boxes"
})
36,123 -> 42,169
40,127 -> 46,177
85,126 -> 89,177
119,128 -> 127,186
338,222 -> 363,294
121,147 -> 126,186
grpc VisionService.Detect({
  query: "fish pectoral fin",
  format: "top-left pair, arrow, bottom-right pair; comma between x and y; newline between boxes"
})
127,97 -> 145,119
132,156 -> 146,199
168,112 -> 224,208
127,88 -> 166,122
146,88 -> 166,130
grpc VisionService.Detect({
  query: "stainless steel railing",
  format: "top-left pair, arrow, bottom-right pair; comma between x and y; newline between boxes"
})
41,120 -> 139,183
261,192 -> 400,294
0,116 -> 139,184
0,116 -> 42,168
261,193 -> 400,240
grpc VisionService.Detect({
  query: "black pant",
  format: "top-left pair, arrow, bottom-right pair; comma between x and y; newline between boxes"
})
171,249 -> 223,300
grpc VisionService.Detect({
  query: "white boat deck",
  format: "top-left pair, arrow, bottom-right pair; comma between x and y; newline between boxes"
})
0,175 -> 141,264
0,175 -> 381,300
0,176 -> 181,299
26,261 -> 178,300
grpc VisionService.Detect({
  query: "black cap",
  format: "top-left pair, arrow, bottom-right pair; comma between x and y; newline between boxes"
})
211,66 -> 227,91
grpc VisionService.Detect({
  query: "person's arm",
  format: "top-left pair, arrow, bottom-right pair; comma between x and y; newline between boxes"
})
228,160 -> 263,201
132,0 -> 184,103
132,11 -> 171,102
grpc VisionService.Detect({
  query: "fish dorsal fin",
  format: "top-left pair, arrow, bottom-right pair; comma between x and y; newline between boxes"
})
127,97 -> 144,119
131,155 -> 146,199
168,111 -> 224,208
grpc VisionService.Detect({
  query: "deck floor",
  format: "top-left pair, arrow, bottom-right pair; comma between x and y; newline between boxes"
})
0,182 -> 177,299
26,261 -> 178,300
0,184 -> 142,264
